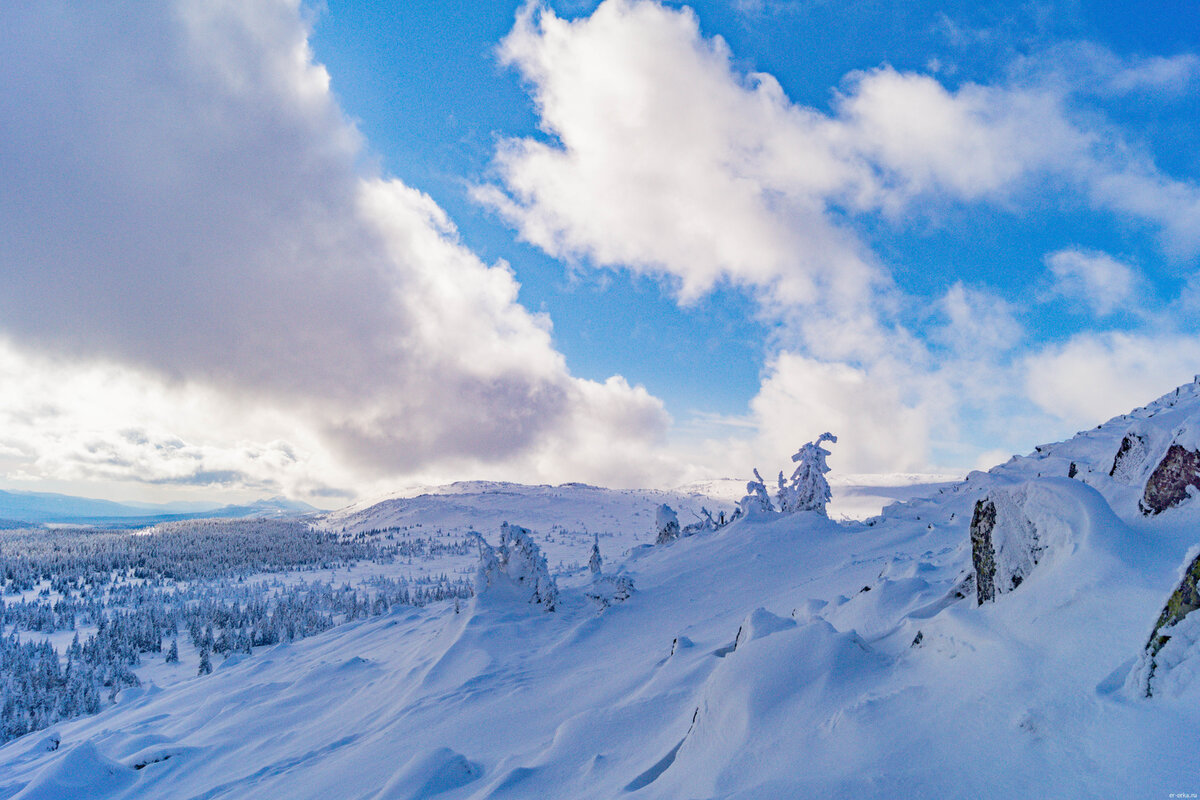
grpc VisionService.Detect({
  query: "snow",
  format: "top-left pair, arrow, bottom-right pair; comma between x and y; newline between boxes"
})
5,381 -> 1200,797
10,742 -> 135,800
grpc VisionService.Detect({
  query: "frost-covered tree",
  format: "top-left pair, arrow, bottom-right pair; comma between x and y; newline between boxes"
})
655,504 -> 681,544
588,534 -> 602,575
739,469 -> 774,516
499,523 -> 559,611
472,534 -> 502,595
778,433 -> 838,515
472,524 -> 559,611
165,639 -> 179,664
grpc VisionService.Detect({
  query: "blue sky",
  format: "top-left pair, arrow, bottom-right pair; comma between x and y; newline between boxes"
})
0,0 -> 1198,504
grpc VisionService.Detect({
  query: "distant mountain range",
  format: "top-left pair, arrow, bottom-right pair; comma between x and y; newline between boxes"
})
0,490 -> 317,528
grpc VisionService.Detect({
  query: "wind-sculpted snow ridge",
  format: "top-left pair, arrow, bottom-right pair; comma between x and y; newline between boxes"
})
6,381 -> 1200,797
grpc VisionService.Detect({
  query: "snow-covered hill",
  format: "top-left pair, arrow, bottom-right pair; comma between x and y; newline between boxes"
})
319,481 -> 736,539
5,381 -> 1200,798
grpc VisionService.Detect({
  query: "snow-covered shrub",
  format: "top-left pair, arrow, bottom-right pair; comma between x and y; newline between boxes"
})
777,433 -> 838,515
681,514 -> 717,537
655,504 -> 681,545
732,608 -> 796,652
739,469 -> 774,517
586,574 -> 636,609
473,524 -> 559,611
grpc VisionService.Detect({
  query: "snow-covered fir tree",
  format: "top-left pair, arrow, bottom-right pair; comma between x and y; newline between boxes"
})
197,645 -> 212,676
165,640 -> 179,664
777,433 -> 838,515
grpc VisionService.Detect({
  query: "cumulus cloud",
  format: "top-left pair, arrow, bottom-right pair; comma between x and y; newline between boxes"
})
479,0 -> 1200,309
746,353 -> 935,474
1044,248 -> 1141,316
476,0 -> 1200,475
0,0 -> 676,499
2,0 -> 1197,498
1025,333 -> 1200,424
475,0 -> 882,310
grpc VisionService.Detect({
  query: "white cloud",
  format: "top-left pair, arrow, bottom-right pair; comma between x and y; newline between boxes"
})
0,0 -> 678,499
1025,333 -> 1200,424
1016,42 -> 1200,98
476,0 -> 882,310
481,1 -> 1200,302
934,283 -> 1023,355
1044,248 -> 1141,316
0,341 -> 342,501
746,353 -> 935,475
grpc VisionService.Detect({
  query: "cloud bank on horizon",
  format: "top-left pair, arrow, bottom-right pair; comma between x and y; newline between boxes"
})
0,0 -> 1198,503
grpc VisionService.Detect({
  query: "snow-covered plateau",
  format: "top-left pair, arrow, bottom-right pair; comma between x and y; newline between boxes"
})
5,381 -> 1200,798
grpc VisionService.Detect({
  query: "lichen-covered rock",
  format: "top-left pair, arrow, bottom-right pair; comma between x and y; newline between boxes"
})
970,490 -> 1041,604
1140,444 -> 1200,515
1130,548 -> 1200,697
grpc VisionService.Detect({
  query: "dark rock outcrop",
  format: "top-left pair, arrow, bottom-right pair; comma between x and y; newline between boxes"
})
1139,444 -> 1200,515
970,491 -> 1041,604
970,499 -> 999,604
1110,432 -> 1148,481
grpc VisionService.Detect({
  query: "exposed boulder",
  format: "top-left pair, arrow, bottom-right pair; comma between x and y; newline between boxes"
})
1139,444 -> 1200,516
1129,548 -> 1200,697
970,489 -> 1041,604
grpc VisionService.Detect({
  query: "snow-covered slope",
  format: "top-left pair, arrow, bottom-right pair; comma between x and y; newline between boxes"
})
5,381 -> 1200,798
